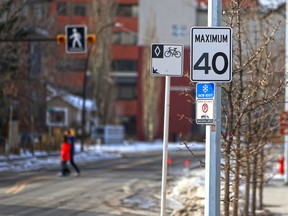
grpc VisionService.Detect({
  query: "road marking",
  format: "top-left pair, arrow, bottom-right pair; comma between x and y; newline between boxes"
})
4,176 -> 51,195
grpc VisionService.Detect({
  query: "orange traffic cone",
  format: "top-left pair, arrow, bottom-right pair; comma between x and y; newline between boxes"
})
167,157 -> 172,165
279,156 -> 284,175
184,160 -> 190,167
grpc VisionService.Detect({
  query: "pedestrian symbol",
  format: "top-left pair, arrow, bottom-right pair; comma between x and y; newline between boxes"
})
70,28 -> 82,48
65,25 -> 87,53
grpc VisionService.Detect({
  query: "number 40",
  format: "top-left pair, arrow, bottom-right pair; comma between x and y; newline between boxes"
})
194,52 -> 228,75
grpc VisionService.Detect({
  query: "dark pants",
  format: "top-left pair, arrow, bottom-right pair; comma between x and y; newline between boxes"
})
70,144 -> 80,174
61,161 -> 70,176
70,156 -> 80,174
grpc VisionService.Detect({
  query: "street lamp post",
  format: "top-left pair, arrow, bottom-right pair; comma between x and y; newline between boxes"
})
80,45 -> 93,152
80,22 -> 118,151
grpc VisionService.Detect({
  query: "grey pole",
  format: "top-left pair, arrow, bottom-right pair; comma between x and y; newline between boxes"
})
160,76 -> 171,216
204,0 -> 222,214
284,0 -> 288,184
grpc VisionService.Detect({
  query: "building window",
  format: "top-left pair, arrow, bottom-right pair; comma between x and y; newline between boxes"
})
113,32 -> 137,45
172,25 -> 187,38
117,85 -> 137,100
112,60 -> 137,71
116,4 -> 138,17
47,107 -> 68,127
34,4 -> 47,20
57,2 -> 68,15
116,77 -> 137,100
74,4 -> 86,16
57,58 -> 86,72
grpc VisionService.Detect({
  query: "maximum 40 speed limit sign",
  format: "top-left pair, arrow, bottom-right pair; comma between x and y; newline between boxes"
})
190,27 -> 232,82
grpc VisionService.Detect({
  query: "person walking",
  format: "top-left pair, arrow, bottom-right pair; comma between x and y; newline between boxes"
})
69,28 -> 82,48
67,129 -> 80,176
59,135 -> 71,177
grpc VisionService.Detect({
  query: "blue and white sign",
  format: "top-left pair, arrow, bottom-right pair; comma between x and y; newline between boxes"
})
196,82 -> 215,99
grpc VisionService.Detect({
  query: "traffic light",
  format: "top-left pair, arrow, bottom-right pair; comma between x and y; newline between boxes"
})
87,34 -> 96,44
57,34 -> 66,45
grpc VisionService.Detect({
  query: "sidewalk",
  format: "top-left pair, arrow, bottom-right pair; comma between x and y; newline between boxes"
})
263,175 -> 288,216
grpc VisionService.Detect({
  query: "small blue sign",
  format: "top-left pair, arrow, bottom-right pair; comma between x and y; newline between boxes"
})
196,82 -> 215,99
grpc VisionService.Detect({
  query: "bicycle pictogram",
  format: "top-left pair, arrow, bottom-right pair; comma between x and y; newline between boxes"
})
164,47 -> 181,58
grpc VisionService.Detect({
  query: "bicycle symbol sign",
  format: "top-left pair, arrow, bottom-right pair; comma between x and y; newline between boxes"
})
151,43 -> 183,77
164,47 -> 181,58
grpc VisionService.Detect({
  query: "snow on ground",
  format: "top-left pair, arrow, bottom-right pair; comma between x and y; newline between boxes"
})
0,140 -> 282,215
0,140 -> 205,172
168,168 -> 206,215
0,140 -> 206,214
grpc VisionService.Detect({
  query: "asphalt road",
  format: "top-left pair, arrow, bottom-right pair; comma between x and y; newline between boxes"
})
0,149 -> 205,216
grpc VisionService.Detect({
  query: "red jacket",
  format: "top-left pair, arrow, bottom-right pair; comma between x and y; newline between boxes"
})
61,142 -> 71,161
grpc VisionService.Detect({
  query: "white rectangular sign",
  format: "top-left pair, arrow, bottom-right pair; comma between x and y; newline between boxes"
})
196,99 -> 214,124
151,43 -> 183,77
190,27 -> 232,82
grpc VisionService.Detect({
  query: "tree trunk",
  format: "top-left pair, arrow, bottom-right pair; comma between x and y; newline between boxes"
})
224,140 -> 232,216
258,143 -> 265,210
233,128 -> 241,216
251,142 -> 258,216
244,113 -> 252,215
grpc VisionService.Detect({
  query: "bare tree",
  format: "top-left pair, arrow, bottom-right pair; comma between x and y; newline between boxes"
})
90,0 -> 117,125
0,0 -> 61,157
179,1 -> 285,215
220,1 -> 285,214
141,14 -> 162,141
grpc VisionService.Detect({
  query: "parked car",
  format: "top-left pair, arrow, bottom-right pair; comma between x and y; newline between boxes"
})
90,125 -> 125,144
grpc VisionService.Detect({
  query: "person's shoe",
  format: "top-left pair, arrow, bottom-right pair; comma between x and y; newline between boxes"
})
74,172 -> 80,177
57,173 -> 65,177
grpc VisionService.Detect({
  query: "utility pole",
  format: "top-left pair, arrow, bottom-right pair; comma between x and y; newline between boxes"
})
57,25 -> 97,152
284,0 -> 288,184
205,0 -> 222,215
81,45 -> 93,152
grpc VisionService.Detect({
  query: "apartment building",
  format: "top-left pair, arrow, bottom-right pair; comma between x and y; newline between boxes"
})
48,0 -> 201,141
113,0 -> 139,137
48,0 -> 139,138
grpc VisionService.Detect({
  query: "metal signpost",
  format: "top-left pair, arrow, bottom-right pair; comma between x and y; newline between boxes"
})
190,13 -> 232,216
285,0 -> 288,184
65,25 -> 87,54
151,43 -> 183,216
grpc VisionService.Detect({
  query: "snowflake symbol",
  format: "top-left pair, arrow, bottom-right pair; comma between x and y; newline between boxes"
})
203,84 -> 209,93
